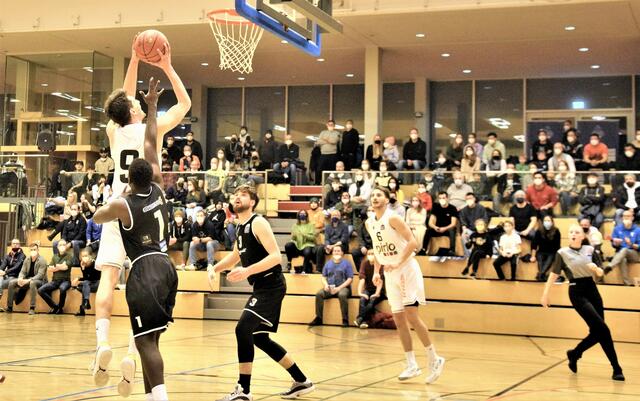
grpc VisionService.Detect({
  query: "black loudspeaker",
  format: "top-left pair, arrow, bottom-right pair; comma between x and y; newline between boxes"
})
37,129 -> 56,152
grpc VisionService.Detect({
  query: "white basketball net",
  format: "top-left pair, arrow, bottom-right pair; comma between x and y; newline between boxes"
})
208,10 -> 264,74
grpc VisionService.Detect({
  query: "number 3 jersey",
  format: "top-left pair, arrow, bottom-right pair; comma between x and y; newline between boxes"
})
111,122 -> 146,197
118,183 -> 170,264
366,209 -> 411,266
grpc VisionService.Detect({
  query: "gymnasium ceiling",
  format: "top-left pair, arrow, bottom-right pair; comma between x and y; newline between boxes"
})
1,0 -> 640,88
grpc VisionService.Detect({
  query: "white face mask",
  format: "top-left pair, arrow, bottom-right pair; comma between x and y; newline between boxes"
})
332,255 -> 342,262
554,148 -> 563,155
379,166 -> 388,172
590,140 -> 599,146
455,138 -> 463,144
70,210 -> 78,217
543,221 -> 553,230
389,183 -> 397,189
623,219 -> 633,227
454,179 -> 463,186
356,175 -> 363,181
587,178 -> 598,185
410,134 -> 418,141
383,142 -> 390,149
30,251 -> 38,258
362,164 -> 370,170
625,150 -> 634,158
534,178 -> 543,186
418,187 -> 426,193
438,199 -> 447,207
438,157 -> 446,164
466,150 -> 474,156
558,166 -> 568,172
332,185 -> 340,191
567,136 -> 576,143
488,139 -> 496,145
465,199 -> 474,207
175,217 -> 183,224
196,217 -> 205,225
366,255 -> 375,263
411,201 -> 420,208
341,198 -> 350,204
285,139 -> 293,145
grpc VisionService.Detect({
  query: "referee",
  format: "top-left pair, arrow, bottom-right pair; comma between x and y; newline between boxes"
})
540,224 -> 624,381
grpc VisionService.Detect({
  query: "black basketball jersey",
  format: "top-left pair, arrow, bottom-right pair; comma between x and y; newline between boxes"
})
119,183 -> 170,264
236,214 -> 282,287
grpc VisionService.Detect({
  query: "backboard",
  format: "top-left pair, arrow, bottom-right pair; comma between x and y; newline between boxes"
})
235,0 -> 342,57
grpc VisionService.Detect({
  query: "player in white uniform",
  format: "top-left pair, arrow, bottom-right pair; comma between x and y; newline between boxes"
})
366,186 -> 445,384
92,40 -> 191,397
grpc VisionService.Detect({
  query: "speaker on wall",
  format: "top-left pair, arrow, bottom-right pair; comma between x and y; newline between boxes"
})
36,129 -> 56,152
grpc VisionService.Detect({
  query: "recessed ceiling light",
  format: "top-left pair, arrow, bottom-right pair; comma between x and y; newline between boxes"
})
281,40 -> 288,44
462,69 -> 472,74
564,25 -> 576,31
317,58 -> 325,62
591,64 -> 600,69
415,33 -> 425,38
441,53 -> 451,58
238,77 -> 246,81
579,47 -> 589,52
345,73 -> 355,78
201,62 -> 209,66
137,80 -> 143,84
41,83 -> 48,87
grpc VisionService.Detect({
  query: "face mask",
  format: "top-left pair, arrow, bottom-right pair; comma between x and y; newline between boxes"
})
196,217 -> 205,225
362,164 -> 370,170
567,137 -> 575,143
231,137 -> 238,143
476,224 -> 486,233
341,198 -> 350,204
389,183 -> 397,189
184,151 -> 192,157
466,150 -> 474,156
418,187 -> 426,193
298,214 -> 308,221
331,217 -> 340,224
554,148 -> 563,155
582,227 -> 589,233
590,140 -> 599,146
564,125 -> 571,131
70,211 -> 78,217
11,247 -> 19,252
455,138 -> 463,144
100,156 -> 107,160
389,197 -> 397,204
424,176 -> 433,182
175,217 -> 183,224
241,130 -> 247,135
454,179 -> 463,186
587,178 -> 597,185
623,219 -> 633,227
367,255 -> 375,263
438,199 -> 447,207
538,136 -> 546,142
383,142 -> 390,149
558,166 -> 567,172
625,150 -> 634,158
30,251 -> 38,258
411,201 -> 420,208
465,199 -> 474,207
534,178 -> 543,186
346,124 -> 353,130
374,140 -> 381,145
438,157 -> 446,164
332,255 -> 342,262
265,135 -> 272,141
410,134 -> 418,141
332,185 -> 340,191
488,139 -> 496,145
285,139 -> 293,145
380,166 -> 388,173
626,181 -> 635,187
516,197 -> 525,204
543,221 -> 553,230
356,175 -> 364,182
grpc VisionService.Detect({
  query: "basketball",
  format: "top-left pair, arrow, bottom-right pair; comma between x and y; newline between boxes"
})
134,29 -> 169,63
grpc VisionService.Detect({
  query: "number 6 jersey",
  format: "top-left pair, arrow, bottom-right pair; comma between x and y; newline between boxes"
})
366,209 -> 411,266
111,122 -> 146,197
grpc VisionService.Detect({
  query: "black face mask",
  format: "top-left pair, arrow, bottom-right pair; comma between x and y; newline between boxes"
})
492,156 -> 501,161
374,140 -> 381,145
389,198 -> 397,204
582,227 -> 589,233
231,138 -> 238,143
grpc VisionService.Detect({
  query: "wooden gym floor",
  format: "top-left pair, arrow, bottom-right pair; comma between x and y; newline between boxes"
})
0,315 -> 638,401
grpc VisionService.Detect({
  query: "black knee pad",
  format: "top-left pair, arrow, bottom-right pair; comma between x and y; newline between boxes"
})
253,333 -> 287,362
236,313 -> 263,363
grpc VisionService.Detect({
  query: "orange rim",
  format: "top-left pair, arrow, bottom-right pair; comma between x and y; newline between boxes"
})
207,9 -> 254,26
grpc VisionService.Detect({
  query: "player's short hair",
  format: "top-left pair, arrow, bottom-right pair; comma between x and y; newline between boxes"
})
234,184 -> 259,211
104,89 -> 131,127
128,158 -> 153,189
372,186 -> 390,199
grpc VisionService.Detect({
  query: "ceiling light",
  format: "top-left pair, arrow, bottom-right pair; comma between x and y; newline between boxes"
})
41,83 -> 48,87
281,40 -> 288,44
564,25 -> 576,31
316,58 -> 325,62
305,135 -> 318,141
345,73 -> 355,78
434,122 -> 443,128
51,92 -> 81,102
441,53 -> 450,58
237,77 -> 246,81
10,99 -> 20,103
137,80 -> 143,84
489,118 -> 511,130
579,47 -> 589,52
200,62 -> 209,66
592,116 -> 606,121
572,100 -> 586,109
415,33 -> 425,38
462,69 -> 472,74
90,127 -> 100,131
591,64 -> 600,69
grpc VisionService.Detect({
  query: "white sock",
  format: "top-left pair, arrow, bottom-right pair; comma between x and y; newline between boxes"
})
127,331 -> 138,357
95,319 -> 110,345
145,394 -> 154,401
426,344 -> 438,363
152,384 -> 168,401
405,351 -> 417,367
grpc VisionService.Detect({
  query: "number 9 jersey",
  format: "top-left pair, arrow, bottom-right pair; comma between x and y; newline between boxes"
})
111,122 -> 146,197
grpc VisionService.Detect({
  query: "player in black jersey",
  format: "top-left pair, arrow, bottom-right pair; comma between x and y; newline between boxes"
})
211,184 -> 314,401
94,78 -> 177,401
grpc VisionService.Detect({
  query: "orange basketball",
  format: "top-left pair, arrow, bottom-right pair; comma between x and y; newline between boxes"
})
134,30 -> 169,63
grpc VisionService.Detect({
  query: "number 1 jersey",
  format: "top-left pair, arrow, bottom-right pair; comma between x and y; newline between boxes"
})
111,122 -> 146,197
366,209 -> 411,266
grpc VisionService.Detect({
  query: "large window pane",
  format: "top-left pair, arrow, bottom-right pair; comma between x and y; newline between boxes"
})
333,84 -> 364,133
476,79 -> 524,159
430,81 -> 472,157
245,86 -> 285,141
383,83 -> 415,141
527,76 -> 632,110
288,85 -> 330,167
207,87 -> 242,162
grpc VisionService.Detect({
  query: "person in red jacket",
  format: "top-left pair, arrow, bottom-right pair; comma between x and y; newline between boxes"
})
526,172 -> 558,216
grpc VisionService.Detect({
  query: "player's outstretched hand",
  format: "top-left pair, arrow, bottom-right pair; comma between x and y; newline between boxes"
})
148,42 -> 172,71
139,77 -> 164,107
227,267 -> 250,282
131,33 -> 139,61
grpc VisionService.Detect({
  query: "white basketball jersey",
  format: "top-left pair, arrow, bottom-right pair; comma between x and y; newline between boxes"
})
110,122 -> 146,197
366,209 -> 410,266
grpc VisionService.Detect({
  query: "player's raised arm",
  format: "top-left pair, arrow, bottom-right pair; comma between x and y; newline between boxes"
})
123,36 -> 140,97
139,77 -> 164,185
148,43 -> 191,143
93,198 -> 130,227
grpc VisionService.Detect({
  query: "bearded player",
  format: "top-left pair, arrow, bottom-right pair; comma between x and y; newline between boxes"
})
366,186 -> 445,384
93,38 -> 190,395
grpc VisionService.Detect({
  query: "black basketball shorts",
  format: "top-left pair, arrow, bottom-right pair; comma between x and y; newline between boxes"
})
242,282 -> 286,334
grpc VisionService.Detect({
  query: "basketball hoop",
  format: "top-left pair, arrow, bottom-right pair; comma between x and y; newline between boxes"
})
207,9 -> 264,74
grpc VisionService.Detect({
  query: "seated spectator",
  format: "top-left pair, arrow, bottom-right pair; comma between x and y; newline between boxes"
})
382,136 -> 400,170
495,163 -> 521,213
334,192 -> 358,234
446,133 -> 464,168
359,160 -> 376,185
613,173 -> 640,225
351,208 -> 373,271
165,135 -> 182,166
531,215 -> 561,282
166,177 -> 187,206
485,149 -> 506,198
525,172 -> 558,216
91,174 -> 112,205
208,201 -> 229,248
52,203 -> 86,264
580,216 -> 603,255
284,210 -> 316,274
554,161 -> 578,215
482,132 -> 506,164
583,133 -> 609,170
461,145 -> 481,193
531,149 -> 549,172
187,210 -> 219,271
509,190 -> 538,241
605,209 -> 640,286
184,131 -> 204,161
373,161 -> 393,188
399,128 -> 427,184
521,163 -> 537,189
315,210 -> 349,270
424,192 -> 459,257
430,151 -> 453,192
459,193 -> 488,257
388,177 -> 404,204
72,249 -> 100,316
309,246 -> 353,327
85,214 -> 102,254
62,160 -> 87,197
307,197 -> 325,232
215,148 -> 232,172
327,161 -> 353,190
388,191 -> 406,218
515,154 -> 529,173
349,170 -> 372,208
548,142 -> 576,172
184,158 -> 204,188
354,249 -> 385,329
406,196 -> 427,254
205,158 -> 226,205
161,158 -> 177,189
38,240 -> 72,314
324,179 -> 343,210
184,178 -> 206,222
178,144 -> 201,172
614,143 -> 640,187
461,219 -> 497,278
563,129 -> 584,170
446,171 -> 473,210
79,193 -> 96,219
0,238 -> 25,300
222,167 -> 252,201
274,158 -> 297,185
467,132 -> 483,159
277,133 -> 301,168
493,220 -> 521,281
169,210 -> 191,269
4,243 -> 47,314
365,134 -> 384,171
530,129 -> 553,161
416,182 -> 433,212
258,129 -> 279,168
82,166 -> 100,196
